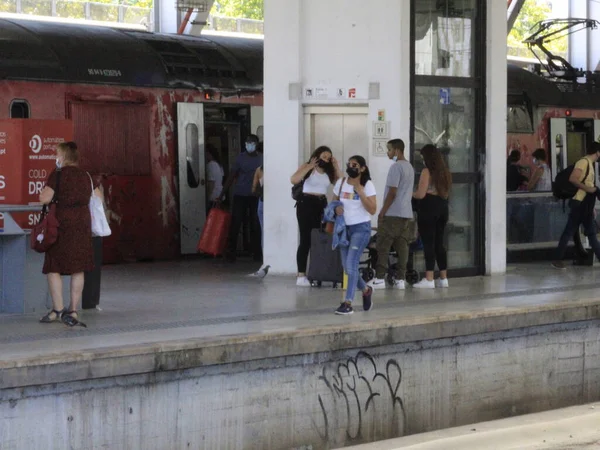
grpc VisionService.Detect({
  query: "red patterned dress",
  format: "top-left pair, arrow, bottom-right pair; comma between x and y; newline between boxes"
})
42,166 -> 95,275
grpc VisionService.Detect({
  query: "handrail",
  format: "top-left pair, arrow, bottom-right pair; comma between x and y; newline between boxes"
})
0,204 -> 43,213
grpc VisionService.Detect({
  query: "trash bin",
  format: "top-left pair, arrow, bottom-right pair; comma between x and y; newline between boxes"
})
82,236 -> 103,309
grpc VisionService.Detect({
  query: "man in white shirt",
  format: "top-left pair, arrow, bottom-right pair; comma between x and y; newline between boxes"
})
206,145 -> 224,207
368,139 -> 415,290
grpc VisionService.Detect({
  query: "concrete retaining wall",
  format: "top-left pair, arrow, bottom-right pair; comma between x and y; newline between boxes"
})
1,320 -> 599,450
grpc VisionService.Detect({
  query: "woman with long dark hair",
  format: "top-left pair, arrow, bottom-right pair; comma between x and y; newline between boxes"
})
332,155 -> 377,314
413,144 -> 452,288
290,146 -> 341,286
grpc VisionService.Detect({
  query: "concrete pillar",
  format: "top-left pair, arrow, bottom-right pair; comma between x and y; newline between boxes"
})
263,0 -> 411,275
568,0 -> 589,71
263,0 -> 302,274
589,1 -> 600,71
486,0 -> 508,274
154,0 -> 178,34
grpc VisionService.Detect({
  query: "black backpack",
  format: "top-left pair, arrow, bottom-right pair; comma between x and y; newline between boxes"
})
552,159 -> 590,200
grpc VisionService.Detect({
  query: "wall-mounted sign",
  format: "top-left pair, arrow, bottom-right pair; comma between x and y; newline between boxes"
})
373,139 -> 388,156
373,121 -> 390,139
377,109 -> 386,121
303,85 -> 367,100
439,88 -> 451,105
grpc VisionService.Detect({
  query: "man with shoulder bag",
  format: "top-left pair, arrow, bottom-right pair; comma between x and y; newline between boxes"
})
553,142 -> 600,269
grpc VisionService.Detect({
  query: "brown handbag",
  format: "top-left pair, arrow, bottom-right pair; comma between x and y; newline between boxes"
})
30,170 -> 61,253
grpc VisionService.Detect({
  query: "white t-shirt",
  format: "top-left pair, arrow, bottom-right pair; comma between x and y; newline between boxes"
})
333,178 -> 376,226
302,170 -> 330,195
207,161 -> 224,201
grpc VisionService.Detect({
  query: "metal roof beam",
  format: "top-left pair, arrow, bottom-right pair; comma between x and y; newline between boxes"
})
508,0 -> 527,35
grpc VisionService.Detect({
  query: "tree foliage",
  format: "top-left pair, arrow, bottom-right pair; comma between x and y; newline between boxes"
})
0,0 -> 152,26
508,0 -> 567,56
212,0 -> 263,20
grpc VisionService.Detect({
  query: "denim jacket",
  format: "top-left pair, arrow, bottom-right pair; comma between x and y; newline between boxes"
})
323,200 -> 349,249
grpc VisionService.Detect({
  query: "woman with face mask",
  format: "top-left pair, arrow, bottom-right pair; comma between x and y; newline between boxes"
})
38,141 -> 101,327
528,148 -> 551,192
331,156 -> 377,315
290,146 -> 341,286
221,134 -> 263,262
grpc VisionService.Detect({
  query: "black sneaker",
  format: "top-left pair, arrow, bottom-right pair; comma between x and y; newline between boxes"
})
362,286 -> 373,311
552,260 -> 566,270
335,302 -> 354,315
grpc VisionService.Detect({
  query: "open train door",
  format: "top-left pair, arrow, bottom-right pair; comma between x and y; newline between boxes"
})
549,118 -> 568,181
177,103 -> 206,255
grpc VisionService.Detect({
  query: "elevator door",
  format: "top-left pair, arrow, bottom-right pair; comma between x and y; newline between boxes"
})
177,103 -> 206,255
303,107 -> 369,167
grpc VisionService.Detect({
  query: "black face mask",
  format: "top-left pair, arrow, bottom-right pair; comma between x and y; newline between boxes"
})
346,167 -> 360,178
317,159 -> 328,168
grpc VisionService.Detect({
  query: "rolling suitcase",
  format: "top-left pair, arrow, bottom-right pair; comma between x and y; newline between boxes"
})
307,228 -> 343,287
197,208 -> 231,256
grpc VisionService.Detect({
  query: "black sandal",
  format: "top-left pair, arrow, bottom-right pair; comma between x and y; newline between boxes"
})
61,311 -> 87,328
40,308 -> 65,323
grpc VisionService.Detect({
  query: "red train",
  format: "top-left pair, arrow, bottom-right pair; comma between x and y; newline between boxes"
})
506,64 -> 600,260
0,18 -> 263,263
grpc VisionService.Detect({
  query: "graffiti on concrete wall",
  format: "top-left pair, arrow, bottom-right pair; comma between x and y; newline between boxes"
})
314,351 -> 406,445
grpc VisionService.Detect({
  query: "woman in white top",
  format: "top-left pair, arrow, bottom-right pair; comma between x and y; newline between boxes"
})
528,148 -> 552,192
206,146 -> 224,207
332,155 -> 377,315
290,146 -> 341,286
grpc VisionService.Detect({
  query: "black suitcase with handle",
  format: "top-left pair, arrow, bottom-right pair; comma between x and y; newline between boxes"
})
306,228 -> 344,287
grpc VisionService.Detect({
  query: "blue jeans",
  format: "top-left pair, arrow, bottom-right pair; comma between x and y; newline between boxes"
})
257,199 -> 264,252
556,196 -> 600,260
340,222 -> 371,302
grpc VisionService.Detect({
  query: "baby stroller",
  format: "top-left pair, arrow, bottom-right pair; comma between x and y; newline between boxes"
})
359,229 -> 423,286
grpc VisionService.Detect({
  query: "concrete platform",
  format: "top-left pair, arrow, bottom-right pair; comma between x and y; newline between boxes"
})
1,260 -> 600,389
346,402 -> 600,450
1,260 -> 600,449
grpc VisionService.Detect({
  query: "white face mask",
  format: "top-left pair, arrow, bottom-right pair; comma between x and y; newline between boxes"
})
56,157 -> 62,169
532,157 -> 538,165
246,142 -> 257,153
392,156 -> 398,162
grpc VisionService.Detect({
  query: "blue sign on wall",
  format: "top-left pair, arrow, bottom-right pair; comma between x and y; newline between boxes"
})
439,88 -> 451,105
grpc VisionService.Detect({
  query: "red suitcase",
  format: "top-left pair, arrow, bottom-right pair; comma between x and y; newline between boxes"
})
197,208 -> 232,256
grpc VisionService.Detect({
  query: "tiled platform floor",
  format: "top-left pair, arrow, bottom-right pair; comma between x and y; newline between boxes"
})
1,259 -> 600,367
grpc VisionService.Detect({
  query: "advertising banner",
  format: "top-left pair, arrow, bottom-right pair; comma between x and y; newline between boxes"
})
0,120 -> 73,230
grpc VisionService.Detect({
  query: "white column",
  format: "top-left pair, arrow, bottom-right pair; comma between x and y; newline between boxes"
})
486,0 -> 508,274
568,0 -> 589,71
154,0 -> 178,34
263,0 -> 302,274
589,0 -> 600,71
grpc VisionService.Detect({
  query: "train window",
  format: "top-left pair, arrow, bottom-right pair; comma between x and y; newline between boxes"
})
507,105 -> 533,133
185,124 -> 201,188
10,100 -> 30,119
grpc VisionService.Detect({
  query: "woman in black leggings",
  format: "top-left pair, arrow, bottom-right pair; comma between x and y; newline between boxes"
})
413,144 -> 452,289
290,146 -> 341,286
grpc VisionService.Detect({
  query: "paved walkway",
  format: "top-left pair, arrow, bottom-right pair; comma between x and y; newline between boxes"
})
1,260 -> 600,367
347,402 -> 600,450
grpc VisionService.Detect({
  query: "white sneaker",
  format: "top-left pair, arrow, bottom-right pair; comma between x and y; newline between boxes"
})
392,279 -> 406,290
296,276 -> 311,287
367,278 -> 387,289
435,278 -> 449,288
413,278 -> 435,289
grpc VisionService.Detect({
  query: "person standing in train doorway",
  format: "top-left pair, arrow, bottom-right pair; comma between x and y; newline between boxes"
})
368,139 -> 414,290
552,141 -> 600,269
221,134 -> 263,263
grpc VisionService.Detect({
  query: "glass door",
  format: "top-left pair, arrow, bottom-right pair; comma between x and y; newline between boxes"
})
411,0 -> 486,276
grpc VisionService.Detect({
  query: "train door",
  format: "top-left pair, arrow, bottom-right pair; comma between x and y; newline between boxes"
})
549,118 -> 568,181
177,103 -> 206,255
303,106 -> 369,177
